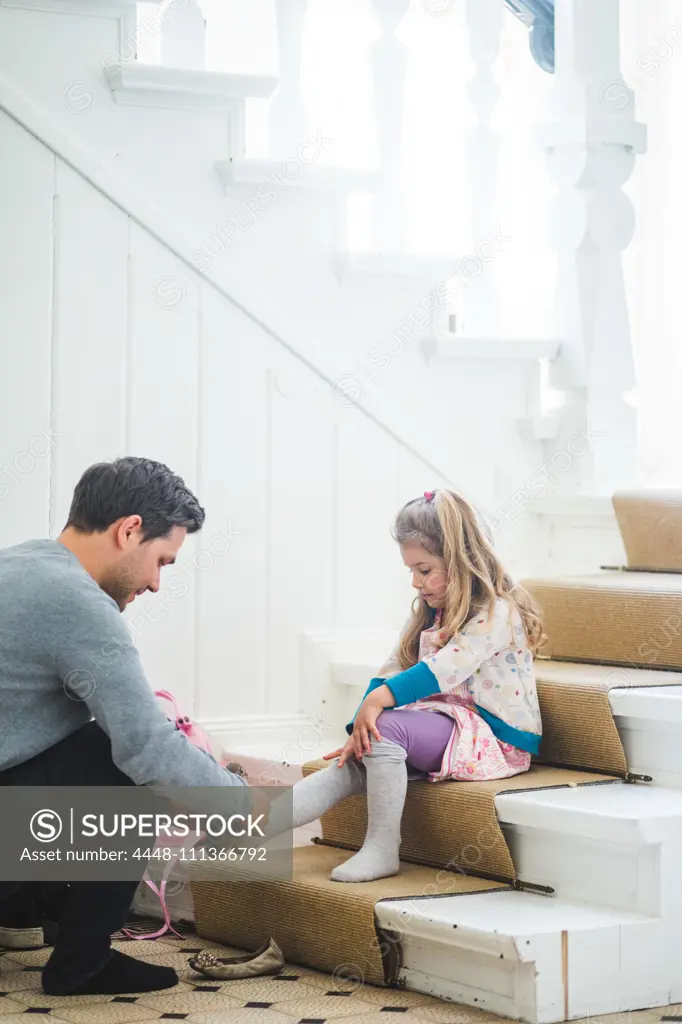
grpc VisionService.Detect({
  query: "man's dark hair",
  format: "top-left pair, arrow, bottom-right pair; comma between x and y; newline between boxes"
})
64,457 -> 205,541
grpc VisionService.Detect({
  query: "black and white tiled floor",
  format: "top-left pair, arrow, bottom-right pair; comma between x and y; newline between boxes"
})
0,931 -> 679,1024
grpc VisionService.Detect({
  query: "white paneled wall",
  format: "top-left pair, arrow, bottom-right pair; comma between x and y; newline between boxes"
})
125,226 -> 202,709
51,163 -> 128,532
0,117 -> 54,544
0,108 -> 439,745
0,3 -> 627,757
193,287 -> 271,723
0,0 -> 543,498
267,357 -> 335,717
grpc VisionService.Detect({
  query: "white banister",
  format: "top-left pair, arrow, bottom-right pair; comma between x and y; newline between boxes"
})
161,0 -> 206,71
370,0 -> 410,253
268,0 -> 308,159
538,0 -> 646,493
464,0 -> 504,336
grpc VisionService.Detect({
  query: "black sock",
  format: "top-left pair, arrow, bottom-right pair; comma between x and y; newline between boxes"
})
43,949 -> 178,996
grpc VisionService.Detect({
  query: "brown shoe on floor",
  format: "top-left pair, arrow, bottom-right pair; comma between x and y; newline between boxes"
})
188,938 -> 284,980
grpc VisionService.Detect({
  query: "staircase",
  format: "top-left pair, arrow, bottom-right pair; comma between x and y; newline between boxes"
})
279,494 -> 682,1022
136,625 -> 682,1021
295,640 -> 682,1021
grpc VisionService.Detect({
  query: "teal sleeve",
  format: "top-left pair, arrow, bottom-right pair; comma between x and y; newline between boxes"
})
385,661 -> 438,706
345,664 -> 438,734
345,677 -> 386,735
363,677 -> 387,700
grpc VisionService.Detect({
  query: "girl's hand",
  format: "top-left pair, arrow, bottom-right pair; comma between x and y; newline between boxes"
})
350,701 -> 383,760
324,685 -> 393,766
323,736 -> 356,768
324,701 -> 383,767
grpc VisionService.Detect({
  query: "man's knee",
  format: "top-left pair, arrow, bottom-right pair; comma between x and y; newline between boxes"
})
55,722 -> 134,787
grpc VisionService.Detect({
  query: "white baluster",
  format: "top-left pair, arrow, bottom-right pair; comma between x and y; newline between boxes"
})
268,0 -> 308,159
161,0 -> 206,71
464,0 -> 503,336
371,0 -> 410,254
539,0 -> 646,493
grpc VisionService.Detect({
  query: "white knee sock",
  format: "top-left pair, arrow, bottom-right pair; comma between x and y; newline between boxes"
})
330,738 -> 407,884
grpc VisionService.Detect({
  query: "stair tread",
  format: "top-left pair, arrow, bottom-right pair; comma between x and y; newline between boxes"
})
609,685 -> 682,721
497,782 -> 682,843
527,571 -> 682,591
217,159 -> 380,190
536,659 -> 682,687
375,889 -> 652,939
426,335 -> 561,361
107,63 -> 278,98
498,782 -> 682,818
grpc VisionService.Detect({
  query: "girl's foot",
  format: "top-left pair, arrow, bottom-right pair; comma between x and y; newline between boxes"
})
330,846 -> 400,883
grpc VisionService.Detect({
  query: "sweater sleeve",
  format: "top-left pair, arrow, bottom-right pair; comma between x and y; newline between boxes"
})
49,575 -> 248,790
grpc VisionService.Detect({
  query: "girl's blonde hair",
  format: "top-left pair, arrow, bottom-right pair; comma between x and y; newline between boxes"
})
393,489 -> 545,669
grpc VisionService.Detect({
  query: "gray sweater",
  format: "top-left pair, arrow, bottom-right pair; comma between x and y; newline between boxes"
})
0,539 -> 247,789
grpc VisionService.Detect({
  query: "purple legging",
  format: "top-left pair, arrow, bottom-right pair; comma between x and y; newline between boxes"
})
375,709 -> 454,774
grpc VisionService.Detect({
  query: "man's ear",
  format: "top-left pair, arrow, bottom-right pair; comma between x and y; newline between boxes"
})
113,515 -> 143,549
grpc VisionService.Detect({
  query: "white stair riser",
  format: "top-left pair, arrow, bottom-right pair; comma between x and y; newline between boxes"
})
502,826 -> 661,914
380,903 -> 675,1024
397,951 -> 539,1022
615,715 -> 682,788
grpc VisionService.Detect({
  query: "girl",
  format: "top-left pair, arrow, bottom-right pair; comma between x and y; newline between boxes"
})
282,488 -> 544,883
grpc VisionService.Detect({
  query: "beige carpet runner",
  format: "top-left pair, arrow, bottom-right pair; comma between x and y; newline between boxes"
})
522,571 -> 682,670
192,845 -> 507,986
300,760 -> 616,882
613,490 -> 682,572
534,659 -> 682,776
191,761 -> 618,984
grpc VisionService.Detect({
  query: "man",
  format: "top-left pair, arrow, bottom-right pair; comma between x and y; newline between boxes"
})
0,457 -> 248,996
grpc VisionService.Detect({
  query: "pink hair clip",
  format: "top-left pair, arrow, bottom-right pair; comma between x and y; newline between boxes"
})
424,491 -> 435,502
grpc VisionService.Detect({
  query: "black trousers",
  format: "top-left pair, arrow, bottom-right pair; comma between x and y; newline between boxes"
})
0,722 -> 141,990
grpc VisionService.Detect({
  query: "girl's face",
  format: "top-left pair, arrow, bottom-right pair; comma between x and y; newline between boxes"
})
400,542 -> 448,609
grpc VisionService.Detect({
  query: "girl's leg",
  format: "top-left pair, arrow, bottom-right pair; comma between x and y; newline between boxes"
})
264,757 -> 366,838
292,758 -> 366,828
377,709 -> 455,774
330,711 -> 454,884
330,737 -> 407,883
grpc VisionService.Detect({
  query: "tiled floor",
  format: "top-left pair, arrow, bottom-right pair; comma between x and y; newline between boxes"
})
1,931 -> 682,1024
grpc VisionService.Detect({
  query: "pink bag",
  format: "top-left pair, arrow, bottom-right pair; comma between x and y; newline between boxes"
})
123,689 -> 219,941
154,689 -> 214,755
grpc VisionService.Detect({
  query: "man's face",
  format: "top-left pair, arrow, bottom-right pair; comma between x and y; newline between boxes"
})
101,525 -> 187,611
